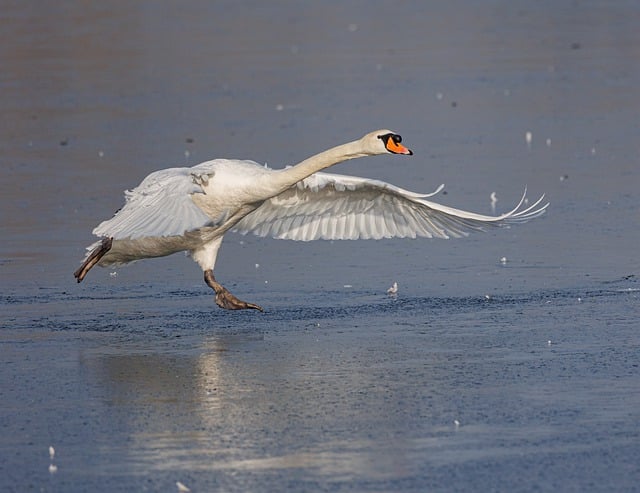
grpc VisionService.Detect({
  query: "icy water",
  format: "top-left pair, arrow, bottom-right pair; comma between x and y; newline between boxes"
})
1,1 -> 639,492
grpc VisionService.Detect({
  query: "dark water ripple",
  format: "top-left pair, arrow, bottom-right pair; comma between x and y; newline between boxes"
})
2,275 -> 637,334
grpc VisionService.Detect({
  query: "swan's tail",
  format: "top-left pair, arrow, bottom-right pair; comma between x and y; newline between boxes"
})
73,237 -> 113,283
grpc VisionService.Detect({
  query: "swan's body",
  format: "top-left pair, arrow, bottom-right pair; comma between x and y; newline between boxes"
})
74,130 -> 547,311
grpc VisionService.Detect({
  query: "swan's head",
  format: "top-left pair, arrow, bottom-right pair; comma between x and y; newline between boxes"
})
362,129 -> 413,156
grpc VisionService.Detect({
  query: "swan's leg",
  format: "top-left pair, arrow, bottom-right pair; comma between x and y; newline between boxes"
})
204,270 -> 263,312
74,237 -> 113,283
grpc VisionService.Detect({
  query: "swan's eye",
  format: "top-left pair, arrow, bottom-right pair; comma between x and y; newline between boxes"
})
377,133 -> 402,144
377,133 -> 394,144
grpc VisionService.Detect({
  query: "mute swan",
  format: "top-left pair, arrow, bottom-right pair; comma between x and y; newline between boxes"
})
74,130 -> 547,311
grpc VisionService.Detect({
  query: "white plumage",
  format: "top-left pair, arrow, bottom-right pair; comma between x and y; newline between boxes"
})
93,166 -> 213,240
92,160 -> 255,241
233,172 -> 545,241
75,130 -> 547,312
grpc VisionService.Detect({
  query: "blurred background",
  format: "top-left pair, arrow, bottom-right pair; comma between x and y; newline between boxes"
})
2,0 -> 638,294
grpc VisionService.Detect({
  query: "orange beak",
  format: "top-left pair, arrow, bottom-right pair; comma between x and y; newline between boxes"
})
386,138 -> 413,155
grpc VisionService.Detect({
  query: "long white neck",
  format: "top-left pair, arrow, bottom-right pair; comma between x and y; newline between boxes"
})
267,138 -> 371,195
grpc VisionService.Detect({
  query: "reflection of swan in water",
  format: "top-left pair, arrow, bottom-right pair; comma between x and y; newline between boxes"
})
74,130 -> 547,311
80,337 -> 404,477
79,337 -> 228,473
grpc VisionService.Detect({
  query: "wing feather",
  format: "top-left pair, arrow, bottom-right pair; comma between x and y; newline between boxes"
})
92,165 -> 217,240
232,171 -> 548,241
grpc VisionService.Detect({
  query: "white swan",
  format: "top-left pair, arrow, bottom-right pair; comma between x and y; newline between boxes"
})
74,130 -> 547,311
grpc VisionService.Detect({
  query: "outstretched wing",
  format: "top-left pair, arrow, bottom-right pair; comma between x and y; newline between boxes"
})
92,165 -> 216,240
232,172 -> 548,241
